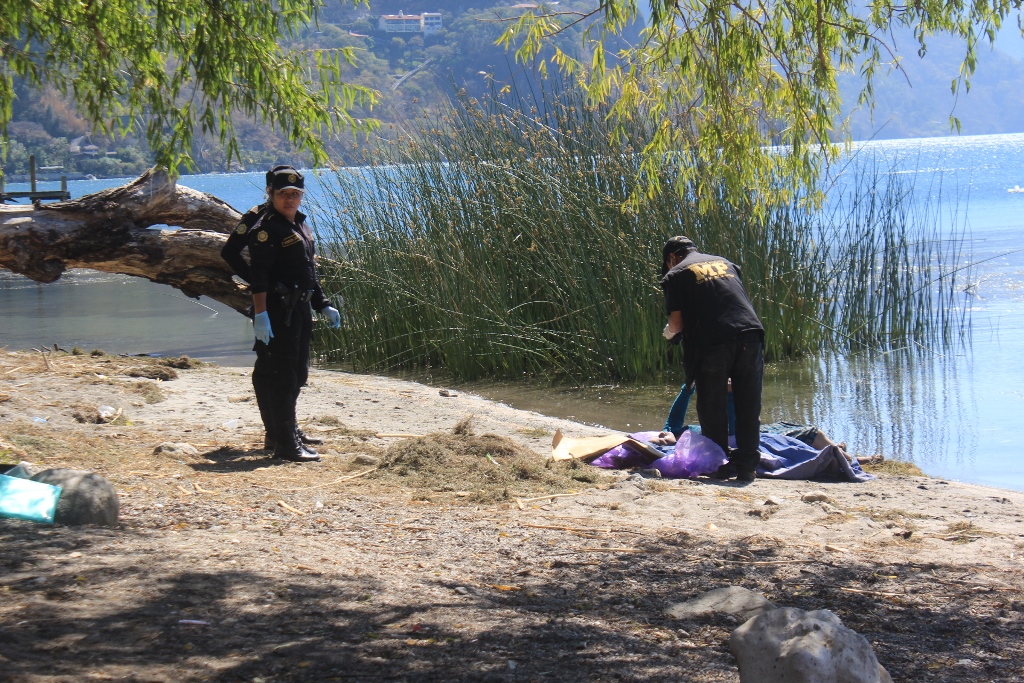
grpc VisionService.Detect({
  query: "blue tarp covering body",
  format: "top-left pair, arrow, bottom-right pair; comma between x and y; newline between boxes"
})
753,433 -> 873,482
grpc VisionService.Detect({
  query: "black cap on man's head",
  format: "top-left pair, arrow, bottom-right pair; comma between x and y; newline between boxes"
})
661,236 -> 697,275
663,236 -> 697,259
267,165 -> 304,192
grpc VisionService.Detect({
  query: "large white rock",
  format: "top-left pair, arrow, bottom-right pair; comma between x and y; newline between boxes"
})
730,607 -> 893,683
30,469 -> 119,527
666,586 -> 775,623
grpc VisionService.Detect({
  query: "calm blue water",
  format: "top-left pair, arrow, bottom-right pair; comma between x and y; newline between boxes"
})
0,171 -> 332,366
3,137 -> 1024,491
858,135 -> 1024,489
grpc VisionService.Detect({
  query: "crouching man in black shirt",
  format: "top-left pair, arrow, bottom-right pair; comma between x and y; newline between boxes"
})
660,236 -> 764,481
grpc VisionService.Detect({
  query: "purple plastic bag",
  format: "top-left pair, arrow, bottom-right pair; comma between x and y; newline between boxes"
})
650,431 -> 728,478
589,432 -> 663,469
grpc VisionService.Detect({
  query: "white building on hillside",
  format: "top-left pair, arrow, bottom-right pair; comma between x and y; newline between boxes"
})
378,10 -> 442,34
422,12 -> 442,34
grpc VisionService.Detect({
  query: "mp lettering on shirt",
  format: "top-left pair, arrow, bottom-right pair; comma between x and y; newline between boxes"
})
688,260 -> 734,283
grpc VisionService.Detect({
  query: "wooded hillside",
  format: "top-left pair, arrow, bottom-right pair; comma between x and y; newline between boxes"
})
4,0 -> 1024,181
2,0 -> 635,178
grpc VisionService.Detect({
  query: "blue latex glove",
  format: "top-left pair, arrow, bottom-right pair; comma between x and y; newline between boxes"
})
320,306 -> 341,329
253,311 -> 274,344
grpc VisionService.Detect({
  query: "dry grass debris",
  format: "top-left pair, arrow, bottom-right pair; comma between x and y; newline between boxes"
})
303,415 -> 376,438
127,380 -> 166,404
941,520 -> 1000,544
862,459 -> 926,477
126,365 -> 178,381
860,507 -> 929,523
374,416 -> 603,503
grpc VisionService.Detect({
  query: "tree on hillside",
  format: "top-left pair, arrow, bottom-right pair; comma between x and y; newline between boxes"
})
1,0 -> 379,176
500,0 -> 1024,209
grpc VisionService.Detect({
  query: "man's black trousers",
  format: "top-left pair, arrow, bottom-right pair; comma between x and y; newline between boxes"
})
694,331 -> 764,474
251,300 -> 312,443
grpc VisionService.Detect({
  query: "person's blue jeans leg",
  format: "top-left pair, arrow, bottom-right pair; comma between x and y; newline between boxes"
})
665,383 -> 695,436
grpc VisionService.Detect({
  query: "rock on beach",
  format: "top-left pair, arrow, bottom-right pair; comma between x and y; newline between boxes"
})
29,468 -> 119,527
730,607 -> 893,683
666,586 -> 776,623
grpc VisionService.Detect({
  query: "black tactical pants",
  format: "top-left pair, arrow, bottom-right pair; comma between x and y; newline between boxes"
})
251,299 -> 312,444
694,331 -> 764,475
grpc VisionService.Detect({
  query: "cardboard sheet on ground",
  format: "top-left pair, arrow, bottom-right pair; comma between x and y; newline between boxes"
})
550,429 -> 663,462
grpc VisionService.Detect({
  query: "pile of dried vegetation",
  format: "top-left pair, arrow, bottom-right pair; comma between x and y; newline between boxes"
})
373,417 -> 603,503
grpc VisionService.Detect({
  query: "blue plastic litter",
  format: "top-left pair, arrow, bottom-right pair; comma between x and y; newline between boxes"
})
0,474 -> 62,524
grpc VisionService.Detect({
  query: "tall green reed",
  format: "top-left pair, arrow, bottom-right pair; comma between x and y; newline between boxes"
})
310,81 -> 968,383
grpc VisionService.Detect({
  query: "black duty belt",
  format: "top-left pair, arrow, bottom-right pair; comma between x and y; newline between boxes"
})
273,282 -> 314,300
274,284 -> 315,326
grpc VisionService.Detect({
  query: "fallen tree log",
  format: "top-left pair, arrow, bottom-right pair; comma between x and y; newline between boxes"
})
0,168 -> 250,313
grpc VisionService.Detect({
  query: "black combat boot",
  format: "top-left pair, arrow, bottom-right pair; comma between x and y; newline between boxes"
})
732,448 -> 759,483
265,435 -> 317,455
710,461 -> 736,480
296,428 -> 324,446
273,426 -> 320,462
298,437 -> 318,456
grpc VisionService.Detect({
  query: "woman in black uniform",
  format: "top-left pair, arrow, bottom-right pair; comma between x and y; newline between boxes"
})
245,166 -> 340,462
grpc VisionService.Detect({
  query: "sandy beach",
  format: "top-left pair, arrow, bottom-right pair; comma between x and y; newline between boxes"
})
1,349 -> 1022,682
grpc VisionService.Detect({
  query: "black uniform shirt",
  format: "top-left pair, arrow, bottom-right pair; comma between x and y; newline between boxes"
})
246,208 -> 329,311
661,251 -> 763,349
220,203 -> 269,284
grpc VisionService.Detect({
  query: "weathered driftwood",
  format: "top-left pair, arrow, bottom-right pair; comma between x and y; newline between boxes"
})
0,168 -> 249,313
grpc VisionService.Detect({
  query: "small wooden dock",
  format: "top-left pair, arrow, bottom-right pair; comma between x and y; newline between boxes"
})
0,155 -> 71,203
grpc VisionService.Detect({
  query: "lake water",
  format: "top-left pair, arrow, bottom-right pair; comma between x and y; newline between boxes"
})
3,136 -> 1024,491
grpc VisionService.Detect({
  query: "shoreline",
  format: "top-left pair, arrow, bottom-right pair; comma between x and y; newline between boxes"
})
2,350 -> 1023,682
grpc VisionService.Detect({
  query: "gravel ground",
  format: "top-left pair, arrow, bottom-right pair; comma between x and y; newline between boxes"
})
1,350 -> 1022,682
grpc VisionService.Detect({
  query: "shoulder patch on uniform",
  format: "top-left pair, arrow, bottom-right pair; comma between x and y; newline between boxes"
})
235,223 -> 247,235
281,233 -> 301,247
257,230 -> 268,243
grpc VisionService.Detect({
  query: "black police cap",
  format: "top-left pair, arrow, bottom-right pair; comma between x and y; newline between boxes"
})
265,165 -> 289,187
267,165 -> 304,192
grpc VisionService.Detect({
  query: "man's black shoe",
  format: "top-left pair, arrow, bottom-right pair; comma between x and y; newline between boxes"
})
273,446 -> 320,462
274,450 -> 317,462
735,470 -> 756,483
273,435 -> 320,462
267,436 -> 316,454
296,429 -> 324,446
710,462 -> 736,480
